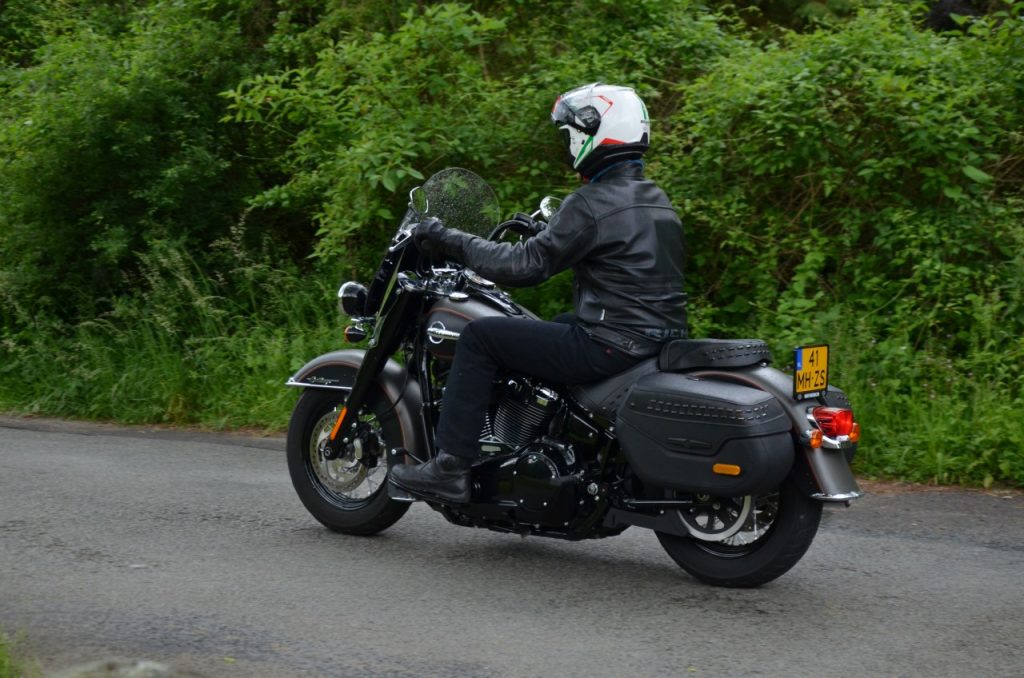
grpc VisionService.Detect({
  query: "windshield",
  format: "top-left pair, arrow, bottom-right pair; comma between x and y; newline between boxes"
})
404,168 -> 500,239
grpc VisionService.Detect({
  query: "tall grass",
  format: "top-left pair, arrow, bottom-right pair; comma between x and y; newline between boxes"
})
1,240 -> 1021,487
836,330 -> 1024,488
0,240 -> 342,431
745,308 -> 1024,488
0,631 -> 37,678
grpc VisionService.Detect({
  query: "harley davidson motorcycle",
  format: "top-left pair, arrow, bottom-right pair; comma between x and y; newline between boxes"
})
285,168 -> 863,587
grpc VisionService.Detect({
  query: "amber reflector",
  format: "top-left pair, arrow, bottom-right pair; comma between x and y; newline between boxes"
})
712,463 -> 742,476
809,429 -> 824,449
848,422 -> 861,443
329,407 -> 348,441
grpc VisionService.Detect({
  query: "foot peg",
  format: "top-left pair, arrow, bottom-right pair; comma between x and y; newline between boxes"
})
387,480 -> 417,503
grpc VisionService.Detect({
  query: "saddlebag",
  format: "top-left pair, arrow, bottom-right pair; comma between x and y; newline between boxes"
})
615,372 -> 793,496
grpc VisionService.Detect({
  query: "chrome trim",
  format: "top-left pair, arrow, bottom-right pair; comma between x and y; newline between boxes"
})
285,377 -> 354,391
426,326 -> 461,342
338,281 -> 370,318
802,428 -> 855,450
811,490 -> 865,502
388,229 -> 414,253
386,481 -> 418,503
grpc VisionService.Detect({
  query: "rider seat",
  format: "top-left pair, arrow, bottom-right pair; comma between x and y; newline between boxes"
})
569,339 -> 772,420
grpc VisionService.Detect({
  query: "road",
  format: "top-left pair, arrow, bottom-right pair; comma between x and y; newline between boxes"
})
1,416 -> 1022,677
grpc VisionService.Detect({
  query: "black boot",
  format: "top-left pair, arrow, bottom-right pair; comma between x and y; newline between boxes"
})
389,451 -> 472,504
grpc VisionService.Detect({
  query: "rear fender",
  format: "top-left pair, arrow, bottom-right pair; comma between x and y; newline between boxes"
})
690,365 -> 863,503
286,350 -> 427,460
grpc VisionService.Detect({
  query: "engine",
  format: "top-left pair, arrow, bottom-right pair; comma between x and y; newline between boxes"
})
479,378 -> 562,453
472,377 -> 583,528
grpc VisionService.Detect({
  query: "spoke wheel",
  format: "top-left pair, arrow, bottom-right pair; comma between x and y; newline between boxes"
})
287,388 -> 410,535
657,474 -> 821,587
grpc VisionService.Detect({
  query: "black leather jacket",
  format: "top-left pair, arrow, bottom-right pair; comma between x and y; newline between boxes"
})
437,162 -> 688,357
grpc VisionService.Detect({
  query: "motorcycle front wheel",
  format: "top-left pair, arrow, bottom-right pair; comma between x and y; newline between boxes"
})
286,388 -> 410,535
656,473 -> 822,588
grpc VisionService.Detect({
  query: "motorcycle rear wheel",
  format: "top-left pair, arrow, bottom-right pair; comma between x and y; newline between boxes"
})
656,474 -> 822,588
286,388 -> 410,535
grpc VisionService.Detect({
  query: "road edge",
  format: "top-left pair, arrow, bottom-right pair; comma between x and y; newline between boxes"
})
0,414 -> 285,451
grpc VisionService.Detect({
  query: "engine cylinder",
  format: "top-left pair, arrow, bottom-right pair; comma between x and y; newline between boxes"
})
489,380 -> 559,449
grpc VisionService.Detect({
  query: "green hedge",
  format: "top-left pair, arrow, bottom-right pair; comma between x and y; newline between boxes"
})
1,1 -> 1021,485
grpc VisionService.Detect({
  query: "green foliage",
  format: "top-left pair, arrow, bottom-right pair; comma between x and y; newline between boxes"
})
667,4 -> 1023,336
0,630 -> 38,678
223,0 -> 740,273
1,0 -> 1022,486
225,3 -> 509,270
0,237 -> 339,430
0,0 -> 265,324
671,3 -> 1024,485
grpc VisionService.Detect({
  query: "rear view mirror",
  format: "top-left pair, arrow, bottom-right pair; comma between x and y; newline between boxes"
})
540,196 -> 562,220
409,186 -> 429,216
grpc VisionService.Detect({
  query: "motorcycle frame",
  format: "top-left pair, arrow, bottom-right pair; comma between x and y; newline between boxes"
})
289,238 -> 862,540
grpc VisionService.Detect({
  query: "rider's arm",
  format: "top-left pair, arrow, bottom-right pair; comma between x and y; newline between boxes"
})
437,193 -> 596,287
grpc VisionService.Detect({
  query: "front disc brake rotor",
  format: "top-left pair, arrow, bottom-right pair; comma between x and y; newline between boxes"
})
309,409 -> 382,495
678,494 -> 753,542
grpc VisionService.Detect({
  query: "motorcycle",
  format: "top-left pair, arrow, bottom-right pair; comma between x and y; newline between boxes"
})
285,168 -> 863,587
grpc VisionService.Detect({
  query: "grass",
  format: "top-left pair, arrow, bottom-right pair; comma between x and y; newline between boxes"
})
841,348 -> 1024,487
1,244 -> 1021,488
0,246 -> 341,432
0,631 -> 38,678
761,313 -> 1024,488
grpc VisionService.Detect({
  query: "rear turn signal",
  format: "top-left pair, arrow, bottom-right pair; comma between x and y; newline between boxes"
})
812,407 -> 855,437
848,422 -> 861,443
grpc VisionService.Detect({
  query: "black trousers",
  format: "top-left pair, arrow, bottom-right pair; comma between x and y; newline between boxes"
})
434,315 -> 640,460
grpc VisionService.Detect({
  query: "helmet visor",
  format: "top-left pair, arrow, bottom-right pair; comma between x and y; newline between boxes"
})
551,98 -> 575,128
551,97 -> 599,135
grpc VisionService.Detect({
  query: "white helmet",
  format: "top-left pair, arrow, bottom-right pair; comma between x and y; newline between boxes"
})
551,83 -> 650,178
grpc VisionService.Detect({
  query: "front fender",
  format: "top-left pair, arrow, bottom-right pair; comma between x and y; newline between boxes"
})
286,349 -> 427,459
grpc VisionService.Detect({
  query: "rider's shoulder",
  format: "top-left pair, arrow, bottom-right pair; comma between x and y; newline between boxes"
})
549,190 -> 596,226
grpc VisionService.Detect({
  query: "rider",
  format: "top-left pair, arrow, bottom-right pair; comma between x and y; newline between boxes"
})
389,83 -> 688,503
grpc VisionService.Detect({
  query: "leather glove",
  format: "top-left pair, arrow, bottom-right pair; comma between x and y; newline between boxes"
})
413,217 -> 447,252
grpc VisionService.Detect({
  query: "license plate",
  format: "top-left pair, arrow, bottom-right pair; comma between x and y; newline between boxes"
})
794,344 -> 829,400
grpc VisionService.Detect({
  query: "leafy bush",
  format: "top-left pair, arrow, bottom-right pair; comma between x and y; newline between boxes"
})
666,4 -> 1023,331
0,1 -> 263,324
662,3 -> 1023,484
223,1 -> 741,269
1,0 -> 1022,486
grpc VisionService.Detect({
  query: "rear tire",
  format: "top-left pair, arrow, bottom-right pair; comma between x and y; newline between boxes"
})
287,388 -> 409,535
656,473 -> 822,587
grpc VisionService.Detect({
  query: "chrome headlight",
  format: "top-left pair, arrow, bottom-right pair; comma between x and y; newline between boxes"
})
338,281 -> 368,318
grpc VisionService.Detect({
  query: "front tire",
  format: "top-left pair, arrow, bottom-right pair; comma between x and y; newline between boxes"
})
287,388 -> 410,535
656,473 -> 822,587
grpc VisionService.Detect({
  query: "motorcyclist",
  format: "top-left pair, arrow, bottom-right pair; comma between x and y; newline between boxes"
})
389,83 -> 688,503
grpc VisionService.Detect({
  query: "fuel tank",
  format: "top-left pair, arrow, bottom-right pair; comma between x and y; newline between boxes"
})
425,292 -> 526,361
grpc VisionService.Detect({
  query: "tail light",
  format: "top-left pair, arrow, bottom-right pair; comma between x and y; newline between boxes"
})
812,407 -> 855,437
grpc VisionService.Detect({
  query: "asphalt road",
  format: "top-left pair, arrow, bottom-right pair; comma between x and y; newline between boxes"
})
1,416 -> 1022,677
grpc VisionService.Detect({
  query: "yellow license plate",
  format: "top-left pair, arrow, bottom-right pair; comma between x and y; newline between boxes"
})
794,344 -> 829,400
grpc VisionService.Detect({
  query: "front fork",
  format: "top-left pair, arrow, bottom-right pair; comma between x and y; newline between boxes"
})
323,286 -> 418,460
